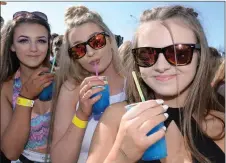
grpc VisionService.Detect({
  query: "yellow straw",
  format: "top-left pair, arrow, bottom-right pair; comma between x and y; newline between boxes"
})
132,71 -> 145,102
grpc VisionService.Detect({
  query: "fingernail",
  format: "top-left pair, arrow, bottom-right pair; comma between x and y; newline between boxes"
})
92,86 -> 105,89
164,113 -> 169,119
162,105 -> 168,111
162,126 -> 167,131
156,99 -> 164,104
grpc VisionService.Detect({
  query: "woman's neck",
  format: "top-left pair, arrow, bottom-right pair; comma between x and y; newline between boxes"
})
19,64 -> 42,83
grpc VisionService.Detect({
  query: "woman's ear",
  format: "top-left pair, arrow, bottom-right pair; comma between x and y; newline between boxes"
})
11,44 -> 16,52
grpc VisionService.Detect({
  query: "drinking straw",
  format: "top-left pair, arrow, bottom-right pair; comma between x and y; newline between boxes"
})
132,71 -> 145,102
94,61 -> 98,76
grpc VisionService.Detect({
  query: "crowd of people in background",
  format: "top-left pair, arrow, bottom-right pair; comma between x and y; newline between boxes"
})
0,2 -> 225,163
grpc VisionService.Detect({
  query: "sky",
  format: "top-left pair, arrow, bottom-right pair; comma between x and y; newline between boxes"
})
1,1 -> 225,50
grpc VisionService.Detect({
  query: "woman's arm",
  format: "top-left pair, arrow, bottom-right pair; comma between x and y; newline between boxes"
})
50,82 -> 86,163
51,77 -> 105,163
87,102 -> 127,163
204,110 -> 225,152
88,100 -> 167,163
1,82 -> 32,160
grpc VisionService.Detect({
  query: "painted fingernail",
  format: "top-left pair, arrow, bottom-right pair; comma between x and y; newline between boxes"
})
164,113 -> 169,119
156,99 -> 164,104
162,126 -> 167,131
92,86 -> 105,89
162,105 -> 169,111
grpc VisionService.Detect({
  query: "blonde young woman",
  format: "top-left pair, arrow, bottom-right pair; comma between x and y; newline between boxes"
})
87,5 -> 225,163
50,6 -> 126,163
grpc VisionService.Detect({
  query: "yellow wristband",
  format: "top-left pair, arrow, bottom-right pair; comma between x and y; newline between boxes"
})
16,96 -> 34,107
72,115 -> 88,129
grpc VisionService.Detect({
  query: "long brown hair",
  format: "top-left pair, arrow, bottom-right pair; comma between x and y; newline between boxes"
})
0,16 -> 51,85
125,5 -> 224,163
209,47 -> 224,82
212,59 -> 225,88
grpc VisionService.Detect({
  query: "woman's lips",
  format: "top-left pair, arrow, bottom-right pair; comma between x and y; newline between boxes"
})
89,59 -> 100,66
155,75 -> 176,81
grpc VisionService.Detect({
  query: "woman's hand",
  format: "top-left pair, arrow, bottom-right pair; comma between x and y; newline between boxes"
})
115,100 -> 168,162
76,76 -> 105,120
20,67 -> 54,99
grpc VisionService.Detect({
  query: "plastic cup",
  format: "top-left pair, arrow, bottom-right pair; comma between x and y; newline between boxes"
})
91,76 -> 110,115
38,82 -> 54,101
38,71 -> 54,101
125,103 -> 167,161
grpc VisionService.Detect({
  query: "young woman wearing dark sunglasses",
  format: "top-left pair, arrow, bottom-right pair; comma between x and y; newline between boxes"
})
0,11 -> 54,162
88,5 -> 225,163
50,5 -> 126,163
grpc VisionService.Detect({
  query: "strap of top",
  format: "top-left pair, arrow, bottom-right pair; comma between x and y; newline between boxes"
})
12,69 -> 22,110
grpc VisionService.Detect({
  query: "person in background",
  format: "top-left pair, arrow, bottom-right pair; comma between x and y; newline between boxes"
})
211,59 -> 225,106
50,33 -> 59,61
0,16 -> 4,29
209,47 -> 223,83
51,35 -> 63,68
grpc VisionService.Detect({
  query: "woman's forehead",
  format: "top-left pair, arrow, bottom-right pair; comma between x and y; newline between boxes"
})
137,20 -> 196,47
14,23 -> 48,38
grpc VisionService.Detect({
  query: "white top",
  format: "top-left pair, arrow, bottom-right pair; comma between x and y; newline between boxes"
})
77,79 -> 127,163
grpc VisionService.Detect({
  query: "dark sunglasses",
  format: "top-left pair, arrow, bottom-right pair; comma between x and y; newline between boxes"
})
132,44 -> 201,67
68,32 -> 110,59
13,11 -> 48,21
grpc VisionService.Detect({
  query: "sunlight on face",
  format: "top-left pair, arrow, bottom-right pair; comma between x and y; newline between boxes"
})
138,20 -> 199,97
68,22 -> 113,74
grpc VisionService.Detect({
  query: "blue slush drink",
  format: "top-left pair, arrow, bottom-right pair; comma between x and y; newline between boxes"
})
91,76 -> 110,115
38,71 -> 54,101
125,103 -> 167,161
39,82 -> 54,101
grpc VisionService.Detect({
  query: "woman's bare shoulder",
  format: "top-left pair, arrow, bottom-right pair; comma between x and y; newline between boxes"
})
100,101 -> 128,125
60,79 -> 80,94
204,110 -> 225,138
1,79 -> 13,102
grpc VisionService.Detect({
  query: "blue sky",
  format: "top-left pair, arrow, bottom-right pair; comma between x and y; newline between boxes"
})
1,1 -> 225,50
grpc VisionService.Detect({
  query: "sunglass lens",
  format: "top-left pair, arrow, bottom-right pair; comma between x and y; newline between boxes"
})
165,45 -> 193,65
135,47 -> 157,67
71,44 -> 86,59
32,12 -> 48,21
89,33 -> 106,49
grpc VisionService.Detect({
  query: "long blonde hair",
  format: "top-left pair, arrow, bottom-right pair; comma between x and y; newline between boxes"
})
48,5 -> 124,154
212,59 -> 225,88
118,40 -> 132,70
125,5 -> 224,163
